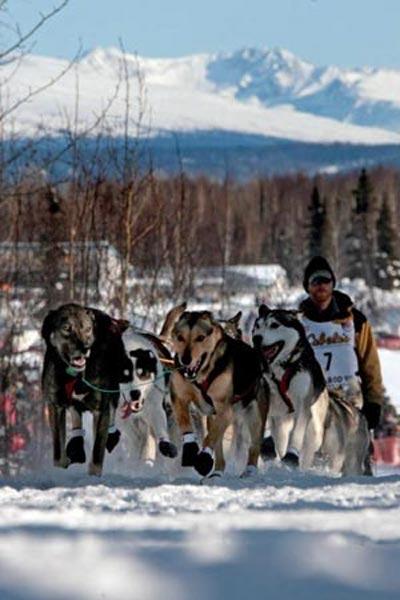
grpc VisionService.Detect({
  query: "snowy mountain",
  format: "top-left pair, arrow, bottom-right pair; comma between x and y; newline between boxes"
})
3,46 -> 400,177
2,46 -> 400,145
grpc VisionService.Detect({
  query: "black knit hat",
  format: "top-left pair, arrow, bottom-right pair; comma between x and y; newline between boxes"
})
303,256 -> 336,291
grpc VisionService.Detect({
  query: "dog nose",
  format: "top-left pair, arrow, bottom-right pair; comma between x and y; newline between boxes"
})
253,335 -> 262,348
130,389 -> 141,401
181,349 -> 192,366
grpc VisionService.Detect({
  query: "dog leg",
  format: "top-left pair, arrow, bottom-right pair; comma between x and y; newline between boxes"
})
170,383 -> 199,466
301,394 -> 329,471
285,411 -> 308,468
242,401 -> 263,475
148,393 -> 178,459
301,415 -> 325,471
106,402 -> 121,453
272,414 -> 294,461
196,405 -> 233,476
66,406 -> 86,464
49,404 -> 69,468
342,417 -> 370,476
89,408 -> 109,476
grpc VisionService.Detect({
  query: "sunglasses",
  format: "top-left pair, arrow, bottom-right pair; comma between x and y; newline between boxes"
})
310,276 -> 332,285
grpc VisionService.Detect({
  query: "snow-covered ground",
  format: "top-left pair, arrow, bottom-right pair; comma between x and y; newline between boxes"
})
0,465 -> 399,600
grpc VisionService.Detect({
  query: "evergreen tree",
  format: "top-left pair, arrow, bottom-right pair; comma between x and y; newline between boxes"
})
375,195 -> 400,289
308,185 -> 325,258
348,168 -> 378,288
352,168 -> 371,214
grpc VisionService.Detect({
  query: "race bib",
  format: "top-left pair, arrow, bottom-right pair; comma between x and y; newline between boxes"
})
301,316 -> 361,394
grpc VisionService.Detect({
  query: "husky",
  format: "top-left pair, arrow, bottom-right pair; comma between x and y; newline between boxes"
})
118,327 -> 178,465
252,305 -> 369,475
252,305 -> 330,470
169,309 -> 263,478
319,385 -> 370,475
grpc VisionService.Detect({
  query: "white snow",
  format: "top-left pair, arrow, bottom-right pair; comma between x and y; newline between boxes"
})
379,349 -> 400,409
0,466 -> 399,599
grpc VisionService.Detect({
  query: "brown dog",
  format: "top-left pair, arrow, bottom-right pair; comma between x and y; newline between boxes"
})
41,303 -> 129,476
169,310 -> 263,478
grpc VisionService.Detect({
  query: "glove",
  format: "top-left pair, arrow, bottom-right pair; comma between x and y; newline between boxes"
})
362,402 -> 381,429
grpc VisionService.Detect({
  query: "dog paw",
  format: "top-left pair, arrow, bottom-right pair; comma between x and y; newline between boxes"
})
106,429 -> 121,453
88,462 -> 103,477
240,465 -> 258,478
181,441 -> 200,466
66,436 -> 86,464
260,435 -> 277,461
282,451 -> 299,468
159,440 -> 178,458
54,457 -> 71,469
201,470 -> 223,484
194,449 -> 214,476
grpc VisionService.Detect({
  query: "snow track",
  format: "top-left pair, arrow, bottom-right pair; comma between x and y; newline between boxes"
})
0,467 -> 399,599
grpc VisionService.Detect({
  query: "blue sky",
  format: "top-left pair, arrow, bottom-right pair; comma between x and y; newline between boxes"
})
7,0 -> 400,68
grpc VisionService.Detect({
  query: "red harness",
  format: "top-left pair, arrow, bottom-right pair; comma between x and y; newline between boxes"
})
64,378 -> 77,403
270,365 -> 296,414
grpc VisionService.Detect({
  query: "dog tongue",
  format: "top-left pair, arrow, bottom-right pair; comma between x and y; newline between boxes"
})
263,344 -> 279,360
71,356 -> 86,368
121,401 -> 132,420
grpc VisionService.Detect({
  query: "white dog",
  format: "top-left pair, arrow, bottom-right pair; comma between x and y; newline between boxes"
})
118,327 -> 178,465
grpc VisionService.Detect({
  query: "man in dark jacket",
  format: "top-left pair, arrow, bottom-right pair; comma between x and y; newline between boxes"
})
261,256 -> 384,470
299,256 -> 384,431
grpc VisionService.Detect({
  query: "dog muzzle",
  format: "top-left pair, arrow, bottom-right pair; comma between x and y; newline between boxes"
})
181,353 -> 207,379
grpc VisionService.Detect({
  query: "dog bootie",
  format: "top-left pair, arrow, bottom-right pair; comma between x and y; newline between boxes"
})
282,448 -> 299,468
261,435 -> 277,461
106,427 -> 121,453
194,447 -> 214,476
181,433 -> 199,466
159,440 -> 178,458
66,430 -> 86,464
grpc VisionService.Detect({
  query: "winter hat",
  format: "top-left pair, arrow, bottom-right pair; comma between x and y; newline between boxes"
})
303,256 -> 336,291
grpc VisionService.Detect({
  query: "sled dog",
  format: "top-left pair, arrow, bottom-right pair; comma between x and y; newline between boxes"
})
319,385 -> 370,475
170,309 -> 264,478
253,305 -> 369,474
252,305 -> 330,469
118,327 -> 178,463
41,303 -> 128,476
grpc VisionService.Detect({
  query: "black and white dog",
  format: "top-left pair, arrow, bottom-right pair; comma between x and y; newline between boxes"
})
252,305 -> 369,475
252,305 -> 329,470
118,327 -> 178,465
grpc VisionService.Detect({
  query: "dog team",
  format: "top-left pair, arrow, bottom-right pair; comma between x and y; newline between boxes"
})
41,256 -> 384,478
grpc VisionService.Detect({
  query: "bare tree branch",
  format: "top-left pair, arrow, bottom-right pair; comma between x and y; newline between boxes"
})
0,1 -> 69,63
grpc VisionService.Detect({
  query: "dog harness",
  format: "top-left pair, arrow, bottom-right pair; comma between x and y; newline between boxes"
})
63,375 -> 89,404
181,336 -> 260,407
268,366 -> 296,414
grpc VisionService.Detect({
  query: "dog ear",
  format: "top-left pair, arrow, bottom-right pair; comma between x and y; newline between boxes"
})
41,309 -> 57,342
159,302 -> 187,338
228,311 -> 242,325
88,308 -> 111,335
258,304 -> 270,318
200,310 -> 215,323
114,319 -> 130,334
